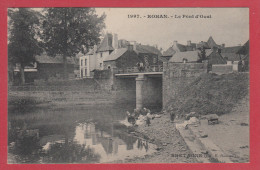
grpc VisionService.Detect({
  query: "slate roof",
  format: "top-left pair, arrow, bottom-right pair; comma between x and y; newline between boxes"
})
208,51 -> 227,64
220,46 -> 243,61
87,36 -> 162,57
186,43 -> 197,51
175,43 -> 187,52
158,56 -> 169,62
35,54 -> 75,64
103,48 -> 128,61
221,53 -> 240,61
169,51 -> 201,63
86,33 -> 114,55
207,36 -> 221,49
196,41 -> 210,49
97,33 -> 114,52
221,46 -> 241,53
135,44 -> 162,56
163,46 -> 176,56
205,49 -> 213,56
163,43 -> 188,56
196,36 -> 222,49
237,40 -> 249,55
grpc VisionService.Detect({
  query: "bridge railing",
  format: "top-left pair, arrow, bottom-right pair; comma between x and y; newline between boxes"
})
113,65 -> 163,74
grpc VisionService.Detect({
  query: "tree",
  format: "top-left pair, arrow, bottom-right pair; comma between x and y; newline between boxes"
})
8,8 -> 43,84
42,8 -> 106,79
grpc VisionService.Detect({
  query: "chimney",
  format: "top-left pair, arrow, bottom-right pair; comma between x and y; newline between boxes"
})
173,40 -> 178,46
112,33 -> 118,49
222,43 -> 225,48
127,44 -> 134,51
187,40 -> 191,46
118,40 -> 122,48
133,41 -> 137,51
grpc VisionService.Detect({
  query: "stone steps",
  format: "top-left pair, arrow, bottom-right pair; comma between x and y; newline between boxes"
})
176,123 -> 233,163
176,124 -> 211,163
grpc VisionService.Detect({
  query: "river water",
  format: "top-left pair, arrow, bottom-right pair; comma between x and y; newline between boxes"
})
8,103 -> 159,163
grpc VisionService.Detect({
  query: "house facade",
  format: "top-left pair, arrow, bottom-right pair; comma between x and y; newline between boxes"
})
103,45 -> 141,70
35,54 -> 75,80
79,33 -> 162,78
163,36 -> 225,61
79,33 -> 117,78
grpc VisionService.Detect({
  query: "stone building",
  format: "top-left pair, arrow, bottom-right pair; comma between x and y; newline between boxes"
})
79,33 -> 117,78
163,36 -> 224,61
79,33 -> 162,78
103,45 -> 141,70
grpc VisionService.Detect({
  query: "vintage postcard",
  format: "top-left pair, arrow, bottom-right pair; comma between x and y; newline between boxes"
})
6,7 -> 250,164
1,1 -> 260,170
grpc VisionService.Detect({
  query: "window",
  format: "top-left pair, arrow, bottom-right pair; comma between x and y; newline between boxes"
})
81,59 -> 83,66
100,63 -> 102,68
85,69 -> 87,76
81,69 -> 83,78
108,66 -> 111,69
153,57 -> 157,64
100,53 -> 103,58
85,59 -> 87,66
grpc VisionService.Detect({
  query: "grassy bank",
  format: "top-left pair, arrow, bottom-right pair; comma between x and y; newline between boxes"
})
130,72 -> 249,163
165,72 -> 249,116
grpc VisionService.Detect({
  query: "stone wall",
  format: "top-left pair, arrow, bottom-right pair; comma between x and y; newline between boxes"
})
163,62 -> 207,108
212,64 -> 233,74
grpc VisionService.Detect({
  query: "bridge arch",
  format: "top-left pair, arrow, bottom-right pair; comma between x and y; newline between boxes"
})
115,72 -> 163,110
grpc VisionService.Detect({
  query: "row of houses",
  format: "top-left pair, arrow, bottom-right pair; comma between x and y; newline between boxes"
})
78,34 -> 249,78
161,36 -> 249,72
10,33 -> 249,84
78,33 -> 163,78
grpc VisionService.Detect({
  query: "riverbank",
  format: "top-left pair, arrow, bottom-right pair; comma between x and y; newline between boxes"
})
126,72 -> 249,163
124,113 -> 198,163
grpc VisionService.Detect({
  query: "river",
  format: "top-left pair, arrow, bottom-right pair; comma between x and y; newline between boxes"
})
8,102 -> 160,163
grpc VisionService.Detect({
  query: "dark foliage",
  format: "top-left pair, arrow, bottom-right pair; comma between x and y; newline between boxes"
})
42,8 -> 106,79
8,8 -> 43,84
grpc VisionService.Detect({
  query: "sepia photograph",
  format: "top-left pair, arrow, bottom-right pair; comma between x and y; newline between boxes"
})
7,7 -> 249,164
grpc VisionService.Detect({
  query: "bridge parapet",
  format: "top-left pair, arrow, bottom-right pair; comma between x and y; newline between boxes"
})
112,65 -> 163,74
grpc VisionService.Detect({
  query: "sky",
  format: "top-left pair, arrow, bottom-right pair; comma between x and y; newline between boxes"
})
95,8 -> 249,51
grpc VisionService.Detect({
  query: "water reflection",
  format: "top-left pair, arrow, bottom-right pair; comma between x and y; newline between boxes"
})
8,104 -> 158,163
72,122 -> 156,163
41,141 -> 101,163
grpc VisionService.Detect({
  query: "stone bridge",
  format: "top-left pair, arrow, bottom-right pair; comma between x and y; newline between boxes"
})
115,72 -> 163,110
97,63 -> 208,110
